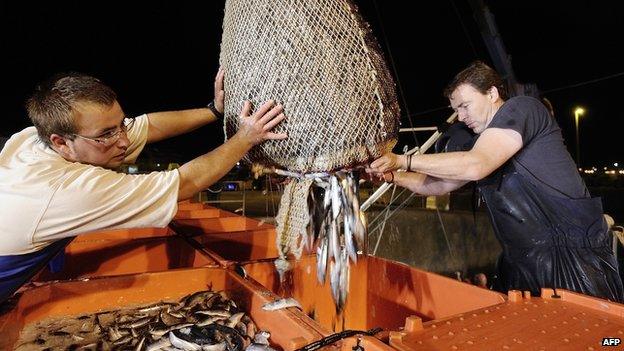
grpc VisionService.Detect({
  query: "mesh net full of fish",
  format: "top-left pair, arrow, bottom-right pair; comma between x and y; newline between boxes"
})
219,0 -> 400,308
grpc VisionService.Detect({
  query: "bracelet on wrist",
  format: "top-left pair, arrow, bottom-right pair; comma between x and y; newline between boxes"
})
207,101 -> 224,119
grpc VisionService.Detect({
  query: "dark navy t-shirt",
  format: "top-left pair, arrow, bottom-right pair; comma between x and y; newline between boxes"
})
484,96 -> 589,199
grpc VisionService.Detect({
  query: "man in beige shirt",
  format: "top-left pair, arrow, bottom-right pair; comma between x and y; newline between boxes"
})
0,69 -> 286,301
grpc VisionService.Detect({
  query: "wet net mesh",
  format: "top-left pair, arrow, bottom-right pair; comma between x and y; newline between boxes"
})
219,0 -> 400,258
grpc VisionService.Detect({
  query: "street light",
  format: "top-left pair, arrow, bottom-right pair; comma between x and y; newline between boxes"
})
574,107 -> 585,166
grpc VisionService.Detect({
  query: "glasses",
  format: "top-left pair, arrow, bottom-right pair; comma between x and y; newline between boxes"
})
71,118 -> 135,147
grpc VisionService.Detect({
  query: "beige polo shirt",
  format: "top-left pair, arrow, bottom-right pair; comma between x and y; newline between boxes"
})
0,115 -> 179,255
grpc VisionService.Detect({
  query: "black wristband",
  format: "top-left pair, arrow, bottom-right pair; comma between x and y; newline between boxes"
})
207,101 -> 224,119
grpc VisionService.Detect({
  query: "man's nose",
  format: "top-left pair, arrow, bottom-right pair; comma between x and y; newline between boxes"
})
457,111 -> 467,121
116,132 -> 130,149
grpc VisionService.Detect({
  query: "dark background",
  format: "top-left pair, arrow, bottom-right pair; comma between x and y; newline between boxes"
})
2,1 -> 622,167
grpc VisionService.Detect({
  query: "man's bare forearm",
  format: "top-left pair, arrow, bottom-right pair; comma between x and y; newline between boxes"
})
177,133 -> 251,200
395,172 -> 468,196
147,108 -> 218,143
175,100 -> 287,200
404,152 -> 485,181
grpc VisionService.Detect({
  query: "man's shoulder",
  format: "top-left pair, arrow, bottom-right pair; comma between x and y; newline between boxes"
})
1,127 -> 85,183
504,96 -> 544,110
3,127 -> 56,162
498,96 -> 551,126
8,126 -> 38,142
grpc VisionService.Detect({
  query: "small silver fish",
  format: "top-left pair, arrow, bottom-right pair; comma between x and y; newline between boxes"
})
202,342 -> 227,351
134,336 -> 146,351
329,219 -> 340,263
246,344 -> 278,351
330,260 -> 341,304
330,176 -> 341,220
195,316 -> 222,327
146,337 -> 172,351
262,298 -> 302,311
343,214 -> 357,263
338,249 -> 350,308
316,236 -> 328,284
199,309 -> 231,318
160,310 -> 185,326
227,312 -> 245,328
169,331 -> 202,350
253,331 -> 271,345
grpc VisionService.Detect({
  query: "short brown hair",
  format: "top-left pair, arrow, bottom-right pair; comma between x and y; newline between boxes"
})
26,73 -> 117,147
443,61 -> 508,100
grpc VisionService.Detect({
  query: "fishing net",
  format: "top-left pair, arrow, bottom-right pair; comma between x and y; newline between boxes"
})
219,0 -> 400,259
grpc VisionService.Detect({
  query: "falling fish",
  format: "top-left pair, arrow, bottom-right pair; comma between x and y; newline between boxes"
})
262,298 -> 302,311
307,170 -> 366,311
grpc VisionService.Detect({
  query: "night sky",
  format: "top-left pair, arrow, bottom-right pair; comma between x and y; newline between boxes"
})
2,1 -> 622,167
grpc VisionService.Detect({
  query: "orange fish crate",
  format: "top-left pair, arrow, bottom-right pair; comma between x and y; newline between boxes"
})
175,200 -> 234,220
172,206 -> 278,267
241,255 -> 506,347
33,231 -> 217,282
0,267 -> 325,351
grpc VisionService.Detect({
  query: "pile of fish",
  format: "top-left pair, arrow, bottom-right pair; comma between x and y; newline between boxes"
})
16,290 -> 276,351
307,170 -> 366,310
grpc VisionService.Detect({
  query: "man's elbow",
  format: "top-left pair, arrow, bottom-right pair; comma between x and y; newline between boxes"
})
177,173 -> 199,201
463,164 -> 489,181
177,184 -> 194,201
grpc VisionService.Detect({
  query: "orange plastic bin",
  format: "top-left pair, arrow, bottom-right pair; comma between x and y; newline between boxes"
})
241,255 -> 507,336
34,228 -> 216,282
172,208 -> 278,266
0,267 -> 324,351
175,201 -> 234,220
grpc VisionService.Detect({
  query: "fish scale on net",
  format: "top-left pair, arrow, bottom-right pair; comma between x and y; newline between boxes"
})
15,290 -> 274,351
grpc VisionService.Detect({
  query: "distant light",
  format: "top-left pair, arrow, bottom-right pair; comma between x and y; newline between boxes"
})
604,167 -> 608,170
615,162 -> 619,167
574,107 -> 585,116
156,163 -> 160,167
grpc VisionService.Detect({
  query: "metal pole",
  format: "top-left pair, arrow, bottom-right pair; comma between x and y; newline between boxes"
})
574,110 -> 581,166
399,127 -> 438,132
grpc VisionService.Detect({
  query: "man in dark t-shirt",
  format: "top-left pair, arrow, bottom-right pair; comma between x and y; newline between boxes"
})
367,61 -> 623,302
483,95 -> 588,199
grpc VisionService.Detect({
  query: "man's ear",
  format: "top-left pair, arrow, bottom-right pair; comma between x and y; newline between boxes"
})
488,86 -> 500,102
49,134 -> 74,159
